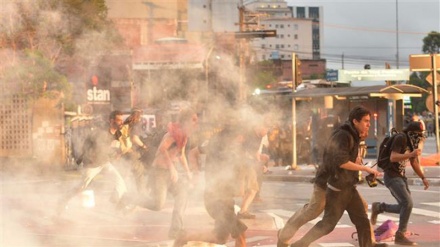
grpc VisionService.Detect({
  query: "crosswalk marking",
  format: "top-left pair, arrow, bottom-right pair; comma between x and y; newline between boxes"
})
266,212 -> 285,229
412,208 -> 440,218
262,209 -> 295,218
421,202 -> 440,207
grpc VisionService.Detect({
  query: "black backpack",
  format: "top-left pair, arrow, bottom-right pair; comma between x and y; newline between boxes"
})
377,128 -> 400,170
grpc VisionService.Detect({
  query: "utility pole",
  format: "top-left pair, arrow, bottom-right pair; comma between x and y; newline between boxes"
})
238,6 -> 247,103
342,53 -> 345,69
396,0 -> 400,68
235,5 -> 274,103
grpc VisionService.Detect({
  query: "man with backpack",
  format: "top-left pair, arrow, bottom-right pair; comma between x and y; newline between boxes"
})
370,121 -> 429,246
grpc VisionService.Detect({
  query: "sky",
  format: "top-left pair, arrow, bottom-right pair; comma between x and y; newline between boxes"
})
286,0 -> 440,70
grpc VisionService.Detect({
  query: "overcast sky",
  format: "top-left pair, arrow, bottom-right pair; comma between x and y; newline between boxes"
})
286,0 -> 440,70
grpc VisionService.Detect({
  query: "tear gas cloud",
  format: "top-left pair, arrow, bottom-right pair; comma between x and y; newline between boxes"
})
0,1 -> 315,246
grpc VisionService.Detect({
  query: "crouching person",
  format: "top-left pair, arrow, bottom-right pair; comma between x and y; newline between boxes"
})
174,120 -> 247,247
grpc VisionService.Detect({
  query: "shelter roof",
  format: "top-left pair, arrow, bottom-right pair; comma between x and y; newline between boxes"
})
289,84 -> 429,100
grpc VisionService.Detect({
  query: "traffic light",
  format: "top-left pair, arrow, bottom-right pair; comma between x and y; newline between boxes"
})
294,54 -> 302,88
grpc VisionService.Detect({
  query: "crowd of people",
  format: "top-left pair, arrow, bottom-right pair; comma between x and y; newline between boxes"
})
57,104 -> 430,247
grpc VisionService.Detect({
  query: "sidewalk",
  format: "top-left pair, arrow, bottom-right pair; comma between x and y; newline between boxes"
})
264,136 -> 440,186
263,163 -> 440,186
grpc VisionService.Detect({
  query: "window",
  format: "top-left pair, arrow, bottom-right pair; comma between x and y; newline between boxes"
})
262,44 -> 265,48
294,34 -> 298,39
309,7 -> 320,19
297,7 -> 305,18
294,24 -> 298,30
280,24 -> 284,28
294,44 -> 299,50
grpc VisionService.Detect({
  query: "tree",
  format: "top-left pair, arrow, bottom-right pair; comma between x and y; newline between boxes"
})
0,0 -> 122,110
408,72 -> 430,113
422,31 -> 440,54
248,60 -> 278,90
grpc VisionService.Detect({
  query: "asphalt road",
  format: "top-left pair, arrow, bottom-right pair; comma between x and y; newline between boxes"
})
1,172 -> 439,247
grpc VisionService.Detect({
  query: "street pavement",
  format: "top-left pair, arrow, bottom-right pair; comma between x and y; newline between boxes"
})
0,137 -> 439,247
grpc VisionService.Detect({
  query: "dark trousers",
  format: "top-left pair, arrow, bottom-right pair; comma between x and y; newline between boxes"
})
292,186 -> 373,247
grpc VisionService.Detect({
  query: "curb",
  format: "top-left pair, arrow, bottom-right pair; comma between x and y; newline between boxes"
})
263,173 -> 440,186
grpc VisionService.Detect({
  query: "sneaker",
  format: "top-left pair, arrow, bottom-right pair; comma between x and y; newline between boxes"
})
395,231 -> 417,246
370,202 -> 381,225
374,243 -> 388,247
237,211 -> 256,219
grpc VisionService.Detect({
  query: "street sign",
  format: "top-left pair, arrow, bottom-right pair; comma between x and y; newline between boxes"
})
409,54 -> 440,71
425,72 -> 440,85
326,70 -> 338,81
409,54 -> 440,154
338,69 -> 410,82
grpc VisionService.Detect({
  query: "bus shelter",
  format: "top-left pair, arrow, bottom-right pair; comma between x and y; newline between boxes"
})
290,84 -> 428,164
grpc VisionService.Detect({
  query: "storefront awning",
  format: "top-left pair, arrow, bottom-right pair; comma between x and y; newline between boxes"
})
291,84 -> 429,100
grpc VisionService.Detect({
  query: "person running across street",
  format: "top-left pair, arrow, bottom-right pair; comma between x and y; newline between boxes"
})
57,110 -> 130,215
174,119 -> 248,247
370,121 -> 429,246
289,105 -> 384,247
138,107 -> 199,239
278,122 -> 385,247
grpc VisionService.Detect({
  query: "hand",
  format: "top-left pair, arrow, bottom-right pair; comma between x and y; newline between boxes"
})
366,167 -> 382,178
412,149 -> 421,157
422,178 -> 430,190
259,154 -> 270,162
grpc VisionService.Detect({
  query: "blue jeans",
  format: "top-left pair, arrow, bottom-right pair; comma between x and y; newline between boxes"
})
383,174 -> 413,233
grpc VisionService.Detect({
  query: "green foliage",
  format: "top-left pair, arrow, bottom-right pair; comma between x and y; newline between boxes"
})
3,50 -> 71,101
253,70 -> 277,89
408,72 -> 430,113
0,0 -> 121,109
422,31 -> 440,54
248,60 -> 277,89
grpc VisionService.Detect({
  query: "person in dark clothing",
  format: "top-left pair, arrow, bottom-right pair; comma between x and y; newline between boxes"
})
278,124 -> 384,247
57,110 -> 129,215
289,106 -> 384,247
173,122 -> 247,247
370,121 -> 429,246
277,165 -> 328,247
119,108 -> 149,196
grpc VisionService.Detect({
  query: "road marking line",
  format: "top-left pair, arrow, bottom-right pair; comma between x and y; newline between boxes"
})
421,202 -> 440,207
266,212 -> 285,229
261,209 -> 294,218
412,208 -> 440,218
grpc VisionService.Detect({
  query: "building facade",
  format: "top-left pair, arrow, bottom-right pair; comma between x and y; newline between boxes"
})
245,0 -> 323,61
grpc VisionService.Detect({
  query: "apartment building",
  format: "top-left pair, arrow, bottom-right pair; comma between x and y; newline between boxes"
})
245,0 -> 323,61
